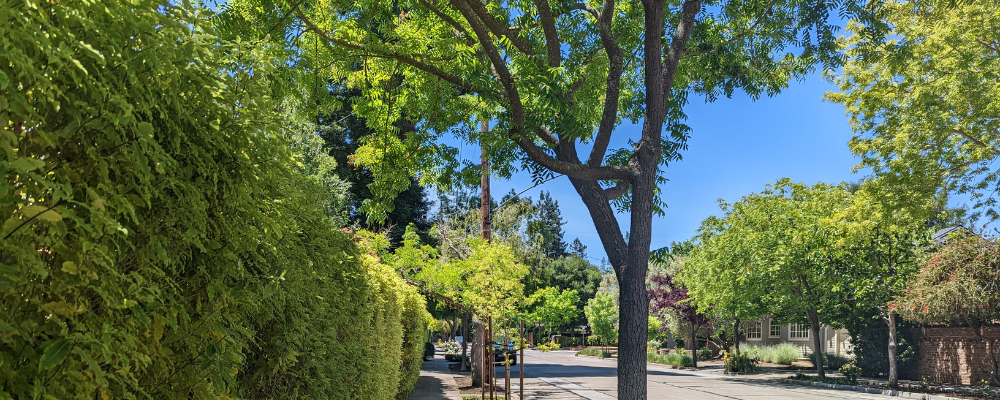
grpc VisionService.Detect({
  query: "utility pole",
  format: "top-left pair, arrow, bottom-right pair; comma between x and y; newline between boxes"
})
480,121 -> 494,399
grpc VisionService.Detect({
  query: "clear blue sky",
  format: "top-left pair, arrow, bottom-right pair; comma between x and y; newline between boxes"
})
438,72 -> 939,263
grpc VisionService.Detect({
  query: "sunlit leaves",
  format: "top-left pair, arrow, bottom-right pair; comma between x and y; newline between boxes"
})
828,0 -> 1000,220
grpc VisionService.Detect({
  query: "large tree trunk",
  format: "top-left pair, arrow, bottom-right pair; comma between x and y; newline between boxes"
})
806,309 -> 825,378
887,311 -> 898,388
461,312 -> 471,372
471,319 -> 485,387
450,317 -> 458,342
617,254 -> 650,399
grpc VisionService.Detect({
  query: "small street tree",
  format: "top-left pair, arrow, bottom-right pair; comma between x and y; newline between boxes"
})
682,180 -> 854,378
648,273 -> 710,367
585,292 -> 619,351
830,180 -> 932,387
525,287 -> 581,337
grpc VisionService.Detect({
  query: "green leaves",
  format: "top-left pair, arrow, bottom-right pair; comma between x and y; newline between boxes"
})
38,340 -> 72,371
829,0 -> 1000,220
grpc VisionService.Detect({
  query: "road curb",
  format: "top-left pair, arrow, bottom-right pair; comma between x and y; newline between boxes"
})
778,379 -> 967,400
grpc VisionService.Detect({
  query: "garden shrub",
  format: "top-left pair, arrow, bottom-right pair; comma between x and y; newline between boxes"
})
741,343 -> 800,365
698,347 -> 713,360
648,350 -> 694,367
723,350 -> 760,373
577,347 -> 613,358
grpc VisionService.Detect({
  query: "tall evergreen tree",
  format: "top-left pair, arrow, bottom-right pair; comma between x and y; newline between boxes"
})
318,86 -> 431,245
529,191 -> 568,258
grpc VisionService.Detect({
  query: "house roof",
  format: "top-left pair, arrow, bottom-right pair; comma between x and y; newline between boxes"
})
932,225 -> 967,245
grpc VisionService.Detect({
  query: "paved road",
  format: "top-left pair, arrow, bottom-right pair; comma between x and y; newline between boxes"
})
496,349 -> 905,399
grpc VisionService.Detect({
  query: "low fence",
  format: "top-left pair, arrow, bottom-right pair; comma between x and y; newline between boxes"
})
900,325 -> 999,385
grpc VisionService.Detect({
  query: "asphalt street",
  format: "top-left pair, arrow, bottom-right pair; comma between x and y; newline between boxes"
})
496,349 -> 910,399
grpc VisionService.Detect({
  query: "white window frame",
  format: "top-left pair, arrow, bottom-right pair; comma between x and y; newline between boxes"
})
745,320 -> 762,340
768,320 -> 781,338
789,323 -> 810,341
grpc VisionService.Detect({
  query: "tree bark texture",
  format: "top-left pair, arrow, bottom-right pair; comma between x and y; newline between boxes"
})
691,322 -> 699,367
806,309 -> 825,378
887,311 -> 898,388
461,312 -> 471,372
472,319 -> 484,387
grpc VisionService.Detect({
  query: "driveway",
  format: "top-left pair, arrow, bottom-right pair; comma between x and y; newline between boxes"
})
497,349 -> 905,399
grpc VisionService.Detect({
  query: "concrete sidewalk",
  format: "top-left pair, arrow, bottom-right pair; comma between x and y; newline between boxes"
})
407,351 -> 464,400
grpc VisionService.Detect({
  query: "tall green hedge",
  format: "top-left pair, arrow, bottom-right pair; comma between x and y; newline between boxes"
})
0,0 -> 428,399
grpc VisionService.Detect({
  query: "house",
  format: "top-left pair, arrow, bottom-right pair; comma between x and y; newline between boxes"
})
742,316 -> 853,358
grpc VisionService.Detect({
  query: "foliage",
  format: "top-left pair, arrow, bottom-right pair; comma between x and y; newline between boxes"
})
396,224 -> 528,323
698,347 -> 713,360
840,360 -> 863,384
897,233 -> 1000,325
648,351 -> 694,368
722,350 -> 760,373
648,273 -> 709,331
742,343 -> 801,366
542,256 -> 604,314
682,180 -> 857,376
828,0 -> 1000,220
0,1 -> 430,399
577,347 -> 613,358
524,287 -> 580,335
585,293 -> 619,346
648,317 -> 664,341
536,341 -> 561,352
314,86 -> 432,245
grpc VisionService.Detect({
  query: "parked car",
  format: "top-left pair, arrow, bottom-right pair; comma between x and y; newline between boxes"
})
493,340 -> 516,365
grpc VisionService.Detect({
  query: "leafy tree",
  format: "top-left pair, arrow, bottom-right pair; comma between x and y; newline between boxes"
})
682,180 -> 855,377
585,293 -> 619,349
827,0 -> 1000,220
896,232 -> 1000,384
232,0 -> 885,393
543,256 -> 604,314
524,287 -> 581,336
317,86 -> 433,245
648,273 -> 709,366
829,179 -> 931,386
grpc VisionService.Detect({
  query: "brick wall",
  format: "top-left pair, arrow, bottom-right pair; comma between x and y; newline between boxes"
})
900,326 -> 999,385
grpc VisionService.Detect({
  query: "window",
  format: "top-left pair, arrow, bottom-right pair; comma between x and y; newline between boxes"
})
745,320 -> 762,340
769,321 -> 781,338
789,324 -> 810,340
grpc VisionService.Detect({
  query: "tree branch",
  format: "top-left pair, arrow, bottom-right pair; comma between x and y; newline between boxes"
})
661,0 -> 702,99
259,0 -> 308,40
566,3 -> 600,19
952,128 -> 1000,156
416,0 -> 473,42
586,0 -> 624,167
296,8 -> 488,95
534,0 -> 562,68
603,180 -> 631,200
461,0 -> 537,56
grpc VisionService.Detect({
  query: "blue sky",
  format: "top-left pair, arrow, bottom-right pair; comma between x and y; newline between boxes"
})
440,72 -> 867,264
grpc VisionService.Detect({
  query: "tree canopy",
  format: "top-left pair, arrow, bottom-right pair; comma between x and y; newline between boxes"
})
828,0 -> 1000,219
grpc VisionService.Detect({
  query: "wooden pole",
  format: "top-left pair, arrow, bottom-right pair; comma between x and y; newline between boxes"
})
520,320 -> 524,400
489,316 -> 495,400
505,328 -> 510,400
480,121 -> 493,399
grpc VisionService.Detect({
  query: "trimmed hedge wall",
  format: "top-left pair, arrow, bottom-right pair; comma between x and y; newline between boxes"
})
0,0 -> 428,399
